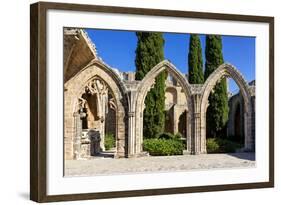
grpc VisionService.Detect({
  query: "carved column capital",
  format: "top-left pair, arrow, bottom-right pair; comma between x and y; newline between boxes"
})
73,112 -> 79,117
194,113 -> 201,118
79,111 -> 87,119
128,112 -> 135,117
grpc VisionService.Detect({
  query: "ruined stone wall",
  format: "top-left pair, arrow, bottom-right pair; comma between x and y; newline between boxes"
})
227,93 -> 244,138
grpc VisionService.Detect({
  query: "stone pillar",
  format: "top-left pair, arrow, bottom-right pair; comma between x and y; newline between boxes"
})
127,89 -> 137,157
173,105 -> 179,134
73,110 -> 86,159
200,111 -> 207,154
99,93 -> 107,151
184,110 -> 191,155
244,109 -> 253,151
192,94 -> 202,154
115,111 -> 126,158
73,112 -> 81,159
251,97 -> 255,151
128,111 -> 135,156
193,112 -> 201,154
139,111 -> 144,153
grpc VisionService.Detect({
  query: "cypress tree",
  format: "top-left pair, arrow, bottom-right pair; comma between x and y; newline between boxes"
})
135,32 -> 166,138
188,34 -> 204,84
204,35 -> 229,138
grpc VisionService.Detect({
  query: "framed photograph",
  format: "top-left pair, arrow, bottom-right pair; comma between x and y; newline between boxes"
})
30,1 -> 274,202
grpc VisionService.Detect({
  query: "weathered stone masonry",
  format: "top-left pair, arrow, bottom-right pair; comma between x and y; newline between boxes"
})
64,29 -> 256,160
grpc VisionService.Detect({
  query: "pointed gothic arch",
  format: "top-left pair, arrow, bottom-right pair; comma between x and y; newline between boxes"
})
200,63 -> 254,151
64,59 -> 128,159
133,60 -> 193,155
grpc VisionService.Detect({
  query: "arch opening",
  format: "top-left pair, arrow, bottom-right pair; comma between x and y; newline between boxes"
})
134,61 -> 193,155
201,64 -> 253,153
64,62 -> 127,160
76,77 -> 119,158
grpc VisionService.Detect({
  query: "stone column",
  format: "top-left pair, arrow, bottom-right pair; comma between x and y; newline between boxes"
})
173,105 -> 179,134
193,112 -> 201,154
127,89 -> 137,157
200,111 -> 207,154
115,111 -> 126,158
99,93 -> 107,151
251,97 -> 255,151
244,108 -> 253,151
192,94 -> 202,154
183,110 -> 191,155
73,110 -> 86,159
128,111 -> 135,156
139,111 -> 144,153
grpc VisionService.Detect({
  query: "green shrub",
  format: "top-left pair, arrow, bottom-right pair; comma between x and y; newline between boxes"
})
143,138 -> 184,156
157,132 -> 175,140
104,133 -> 115,150
207,138 -> 242,153
221,139 -> 242,153
157,132 -> 183,141
174,132 -> 187,149
174,132 -> 183,140
206,138 -> 220,153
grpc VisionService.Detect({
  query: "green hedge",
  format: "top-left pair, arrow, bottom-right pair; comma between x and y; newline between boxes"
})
157,132 -> 183,140
143,138 -> 184,156
207,138 -> 242,153
157,132 -> 175,140
104,133 -> 115,150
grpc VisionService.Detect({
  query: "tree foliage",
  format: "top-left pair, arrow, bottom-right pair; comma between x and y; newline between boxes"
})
204,35 -> 229,138
188,34 -> 204,84
135,32 -> 166,138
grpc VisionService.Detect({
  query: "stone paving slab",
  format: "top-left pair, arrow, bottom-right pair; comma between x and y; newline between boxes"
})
64,152 -> 255,177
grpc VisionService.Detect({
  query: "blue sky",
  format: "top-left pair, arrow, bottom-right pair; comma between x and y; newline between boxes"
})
85,29 -> 255,93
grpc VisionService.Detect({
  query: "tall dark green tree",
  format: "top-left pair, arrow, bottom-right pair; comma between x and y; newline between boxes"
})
188,34 -> 204,84
135,32 -> 166,138
204,35 -> 229,138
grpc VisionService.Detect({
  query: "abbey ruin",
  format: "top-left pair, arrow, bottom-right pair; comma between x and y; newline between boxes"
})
64,29 -> 256,160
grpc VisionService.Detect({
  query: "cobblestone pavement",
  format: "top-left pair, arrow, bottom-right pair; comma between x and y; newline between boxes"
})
64,153 -> 255,177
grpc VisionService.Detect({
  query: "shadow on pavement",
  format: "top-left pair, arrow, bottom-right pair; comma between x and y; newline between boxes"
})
227,152 -> 255,161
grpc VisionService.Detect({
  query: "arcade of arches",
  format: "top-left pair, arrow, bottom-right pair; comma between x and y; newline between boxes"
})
64,29 -> 256,160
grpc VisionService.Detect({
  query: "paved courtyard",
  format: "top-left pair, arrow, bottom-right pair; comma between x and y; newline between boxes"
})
64,152 -> 255,177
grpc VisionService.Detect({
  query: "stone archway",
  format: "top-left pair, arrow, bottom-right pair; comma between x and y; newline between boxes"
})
132,60 -> 193,156
200,63 -> 254,152
64,59 -> 128,159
